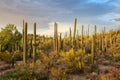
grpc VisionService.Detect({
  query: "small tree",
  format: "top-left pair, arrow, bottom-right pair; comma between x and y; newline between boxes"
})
0,24 -> 22,52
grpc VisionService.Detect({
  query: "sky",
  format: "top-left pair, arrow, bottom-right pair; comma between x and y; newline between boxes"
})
0,0 -> 120,36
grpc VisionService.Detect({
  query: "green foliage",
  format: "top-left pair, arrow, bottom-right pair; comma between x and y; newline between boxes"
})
0,69 -> 37,80
49,67 -> 68,80
39,38 -> 53,54
0,24 -> 22,52
0,51 -> 12,63
60,49 -> 85,73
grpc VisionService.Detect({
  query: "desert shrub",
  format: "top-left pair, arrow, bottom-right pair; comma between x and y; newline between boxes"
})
0,51 -> 12,63
13,50 -> 22,61
49,67 -> 68,80
107,43 -> 120,62
0,68 -> 37,80
38,39 -> 53,54
96,76 -> 106,80
0,50 -> 22,63
60,49 -> 85,73
35,51 -> 69,80
108,53 -> 120,62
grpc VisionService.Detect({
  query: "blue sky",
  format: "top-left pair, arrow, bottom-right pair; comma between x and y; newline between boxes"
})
0,0 -> 120,36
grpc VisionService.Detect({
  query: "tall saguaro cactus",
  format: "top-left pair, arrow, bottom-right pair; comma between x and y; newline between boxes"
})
73,18 -> 77,49
29,38 -> 32,58
22,20 -> 24,51
69,27 -> 72,47
99,33 -> 102,51
88,25 -> 90,38
23,22 -> 27,64
69,27 -> 72,42
94,25 -> 97,39
94,25 -> 97,52
33,23 -> 36,63
54,22 -> 58,52
59,33 -> 63,51
91,35 -> 95,65
81,25 -> 84,50
110,31 -> 112,45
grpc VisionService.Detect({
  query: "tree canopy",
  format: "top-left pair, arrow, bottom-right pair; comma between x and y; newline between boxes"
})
0,24 -> 22,52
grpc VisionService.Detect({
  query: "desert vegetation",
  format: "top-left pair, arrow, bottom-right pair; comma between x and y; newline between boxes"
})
0,18 -> 120,80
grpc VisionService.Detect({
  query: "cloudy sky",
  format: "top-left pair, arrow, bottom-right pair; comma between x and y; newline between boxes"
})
0,0 -> 120,36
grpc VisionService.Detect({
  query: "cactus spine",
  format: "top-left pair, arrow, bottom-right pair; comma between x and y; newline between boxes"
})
23,22 -> 27,64
33,23 -> 36,63
73,18 -> 77,49
54,22 -> 58,52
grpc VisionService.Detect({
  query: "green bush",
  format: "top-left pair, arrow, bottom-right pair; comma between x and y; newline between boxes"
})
0,51 -> 12,63
60,49 -> 85,73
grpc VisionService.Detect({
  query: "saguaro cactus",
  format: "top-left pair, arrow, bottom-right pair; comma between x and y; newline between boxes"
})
22,20 -> 24,51
69,27 -> 72,41
88,25 -> 90,38
59,33 -> 63,51
99,33 -> 102,51
81,25 -> 84,50
33,22 -> 36,63
23,22 -> 27,64
69,27 -> 72,47
94,25 -> 97,38
94,25 -> 97,52
91,35 -> 95,65
104,35 -> 108,52
110,31 -> 112,45
73,18 -> 77,49
29,38 -> 32,58
54,22 -> 58,52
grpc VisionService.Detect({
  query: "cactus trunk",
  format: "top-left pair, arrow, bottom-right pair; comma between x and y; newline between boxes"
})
91,35 -> 95,65
88,25 -> 90,38
23,22 -> 27,64
22,20 -> 24,51
54,22 -> 58,52
33,23 -> 36,63
59,33 -> 63,51
81,25 -> 84,50
73,18 -> 77,49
